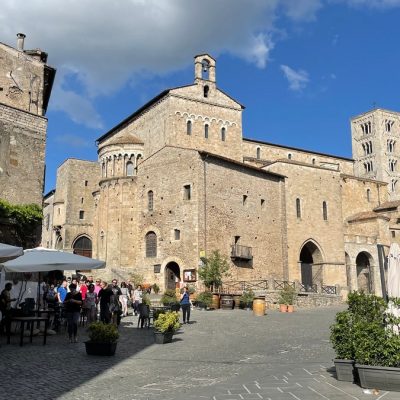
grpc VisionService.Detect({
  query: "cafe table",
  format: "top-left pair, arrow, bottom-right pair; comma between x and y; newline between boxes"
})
7,316 -> 49,346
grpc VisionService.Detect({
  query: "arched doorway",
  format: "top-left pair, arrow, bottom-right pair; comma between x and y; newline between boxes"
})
356,252 -> 372,293
73,236 -> 92,258
299,241 -> 323,289
165,262 -> 180,291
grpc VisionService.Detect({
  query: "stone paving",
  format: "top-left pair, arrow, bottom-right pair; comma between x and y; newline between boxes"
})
0,306 -> 397,399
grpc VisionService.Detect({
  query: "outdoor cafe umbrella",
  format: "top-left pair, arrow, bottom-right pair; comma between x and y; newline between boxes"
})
1,247 -> 106,308
0,242 -> 23,263
387,242 -> 400,334
1,247 -> 105,272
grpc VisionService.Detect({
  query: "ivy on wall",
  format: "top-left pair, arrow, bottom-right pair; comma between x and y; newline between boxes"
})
0,198 -> 42,246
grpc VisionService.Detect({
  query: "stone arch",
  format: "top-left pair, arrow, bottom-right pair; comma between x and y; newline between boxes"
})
165,261 -> 181,291
299,239 -> 324,289
356,251 -> 373,293
55,236 -> 63,250
72,235 -> 93,258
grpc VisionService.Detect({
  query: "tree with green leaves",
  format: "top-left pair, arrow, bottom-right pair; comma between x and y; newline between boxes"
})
198,250 -> 230,290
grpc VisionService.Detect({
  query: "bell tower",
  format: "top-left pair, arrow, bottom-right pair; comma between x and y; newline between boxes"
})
194,54 -> 216,87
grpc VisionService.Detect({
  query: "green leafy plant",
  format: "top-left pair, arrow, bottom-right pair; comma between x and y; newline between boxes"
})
129,272 -> 144,287
188,285 -> 196,295
87,322 -> 119,343
142,293 -> 151,306
152,283 -> 160,294
240,289 -> 255,306
0,199 -> 43,246
196,291 -> 213,308
161,289 -> 178,306
330,310 -> 356,360
198,250 -> 230,290
153,311 -> 180,333
278,286 -> 296,306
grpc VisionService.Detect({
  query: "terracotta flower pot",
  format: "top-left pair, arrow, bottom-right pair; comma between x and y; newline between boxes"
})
279,304 -> 288,312
287,305 -> 294,313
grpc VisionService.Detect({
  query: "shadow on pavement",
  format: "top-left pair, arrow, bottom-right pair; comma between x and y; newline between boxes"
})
0,315 -> 160,399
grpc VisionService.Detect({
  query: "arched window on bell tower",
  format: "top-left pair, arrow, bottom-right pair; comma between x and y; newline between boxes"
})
201,59 -> 210,80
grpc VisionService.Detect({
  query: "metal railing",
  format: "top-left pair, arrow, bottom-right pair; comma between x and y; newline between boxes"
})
273,280 -> 295,290
321,285 -> 337,295
298,283 -> 318,293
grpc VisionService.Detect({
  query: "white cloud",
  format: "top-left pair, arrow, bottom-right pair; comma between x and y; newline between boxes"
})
345,0 -> 400,8
0,0 -> 325,127
280,65 -> 310,91
281,0 -> 322,21
53,133 -> 92,149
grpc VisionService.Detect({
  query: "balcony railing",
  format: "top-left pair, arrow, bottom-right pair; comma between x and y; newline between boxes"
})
231,244 -> 253,261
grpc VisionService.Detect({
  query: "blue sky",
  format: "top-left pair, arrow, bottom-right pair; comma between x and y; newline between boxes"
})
2,0 -> 400,193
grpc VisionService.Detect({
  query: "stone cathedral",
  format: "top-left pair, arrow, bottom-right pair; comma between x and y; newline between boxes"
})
41,53 -> 400,295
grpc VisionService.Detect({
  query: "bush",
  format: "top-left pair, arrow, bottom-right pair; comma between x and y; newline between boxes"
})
330,291 -> 400,366
330,310 -> 355,360
152,283 -> 160,294
196,291 -> 213,307
240,289 -> 255,306
278,286 -> 296,305
87,322 -> 119,343
161,289 -> 178,306
153,311 -> 180,333
142,293 -> 151,306
198,250 -> 230,290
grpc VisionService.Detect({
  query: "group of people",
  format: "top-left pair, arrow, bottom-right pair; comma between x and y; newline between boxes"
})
42,276 -> 145,343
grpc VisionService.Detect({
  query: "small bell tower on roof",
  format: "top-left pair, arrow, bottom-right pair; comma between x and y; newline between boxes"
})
194,54 -> 216,86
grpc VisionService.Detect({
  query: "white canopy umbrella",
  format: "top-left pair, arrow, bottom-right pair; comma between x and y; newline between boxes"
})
386,243 -> 400,334
0,242 -> 23,262
1,247 -> 105,272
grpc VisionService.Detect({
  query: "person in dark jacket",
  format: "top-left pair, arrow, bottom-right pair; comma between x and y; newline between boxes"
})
98,281 -> 113,324
64,283 -> 82,343
180,286 -> 191,324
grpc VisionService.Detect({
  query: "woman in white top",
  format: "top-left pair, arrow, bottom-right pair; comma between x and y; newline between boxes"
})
132,285 -> 143,316
119,282 -> 131,317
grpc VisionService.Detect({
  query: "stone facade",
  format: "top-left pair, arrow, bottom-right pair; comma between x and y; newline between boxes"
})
47,53 -> 398,297
0,34 -> 55,206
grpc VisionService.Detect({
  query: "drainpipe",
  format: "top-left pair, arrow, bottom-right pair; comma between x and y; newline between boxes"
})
203,154 -> 208,256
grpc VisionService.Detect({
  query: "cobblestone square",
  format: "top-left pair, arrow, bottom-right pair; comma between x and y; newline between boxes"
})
0,306 -> 397,399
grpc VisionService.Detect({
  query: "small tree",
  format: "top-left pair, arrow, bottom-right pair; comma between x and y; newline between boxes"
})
198,250 -> 230,291
129,272 -> 144,287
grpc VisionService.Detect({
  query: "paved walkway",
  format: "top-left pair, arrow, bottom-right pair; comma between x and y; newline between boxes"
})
0,306 -> 396,399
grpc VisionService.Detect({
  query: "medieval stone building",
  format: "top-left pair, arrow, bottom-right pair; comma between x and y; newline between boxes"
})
44,54 -> 398,295
0,34 -> 55,206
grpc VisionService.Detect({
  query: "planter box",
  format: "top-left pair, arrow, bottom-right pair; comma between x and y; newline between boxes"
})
85,341 -> 117,356
154,331 -> 173,344
333,359 -> 355,382
356,364 -> 400,391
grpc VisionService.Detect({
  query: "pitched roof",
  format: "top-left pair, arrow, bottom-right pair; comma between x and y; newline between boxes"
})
373,200 -> 400,211
346,211 -> 390,223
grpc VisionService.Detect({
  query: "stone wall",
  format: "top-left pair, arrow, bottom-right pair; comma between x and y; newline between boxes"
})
0,103 -> 47,205
242,138 -> 354,175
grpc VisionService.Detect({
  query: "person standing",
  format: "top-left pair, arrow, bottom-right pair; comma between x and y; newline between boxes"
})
180,286 -> 191,324
64,283 -> 82,343
0,283 -> 16,338
119,282 -> 130,317
84,284 -> 98,324
132,285 -> 143,316
57,280 -> 68,303
98,281 -> 113,324
110,279 -> 122,326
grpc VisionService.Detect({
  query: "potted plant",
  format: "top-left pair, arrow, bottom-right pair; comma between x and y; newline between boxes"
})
85,321 -> 119,356
153,311 -> 180,344
196,291 -> 213,310
239,289 -> 255,310
278,286 -> 296,312
152,283 -> 160,294
161,289 -> 180,311
188,285 -> 196,301
330,310 -> 356,382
